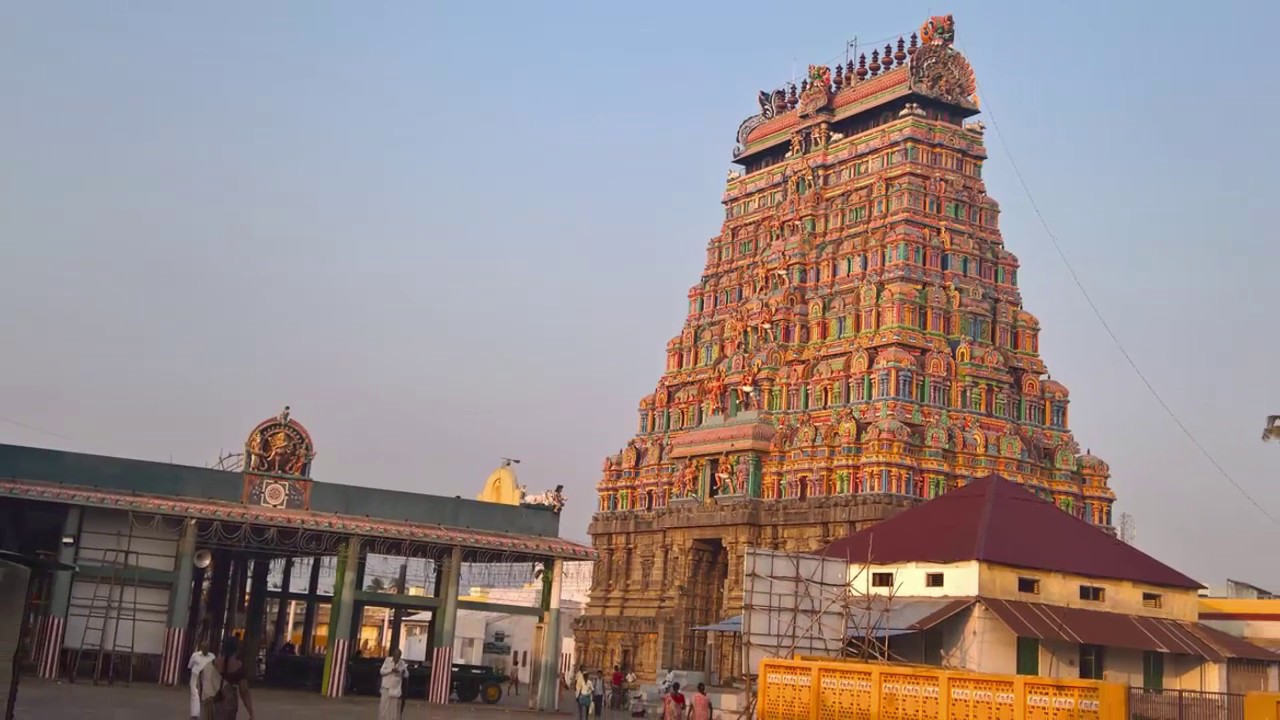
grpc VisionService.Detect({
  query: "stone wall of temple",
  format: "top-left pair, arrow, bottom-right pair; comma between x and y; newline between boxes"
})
576,15 -> 1117,680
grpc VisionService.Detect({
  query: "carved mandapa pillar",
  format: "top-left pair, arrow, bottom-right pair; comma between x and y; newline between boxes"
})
321,537 -> 361,698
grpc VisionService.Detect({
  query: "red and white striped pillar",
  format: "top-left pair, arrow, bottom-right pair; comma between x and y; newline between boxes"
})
325,638 -> 350,698
428,645 -> 453,705
160,519 -> 198,686
158,627 -> 188,686
427,546 -> 462,706
320,537 -> 360,699
35,615 -> 65,680
27,615 -> 46,665
36,506 -> 82,681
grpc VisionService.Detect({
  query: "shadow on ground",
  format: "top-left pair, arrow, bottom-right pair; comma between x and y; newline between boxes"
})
14,679 -> 580,719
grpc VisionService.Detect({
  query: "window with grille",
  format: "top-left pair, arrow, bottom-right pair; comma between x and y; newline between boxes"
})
1018,577 -> 1040,595
871,572 -> 894,588
925,573 -> 944,588
1142,592 -> 1163,609
1079,585 -> 1105,602
1079,645 -> 1104,680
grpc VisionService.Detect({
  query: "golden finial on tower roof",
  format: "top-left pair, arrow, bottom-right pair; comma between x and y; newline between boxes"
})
478,458 -> 525,505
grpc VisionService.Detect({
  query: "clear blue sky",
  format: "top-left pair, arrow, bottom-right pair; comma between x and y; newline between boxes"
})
2,1 -> 1278,587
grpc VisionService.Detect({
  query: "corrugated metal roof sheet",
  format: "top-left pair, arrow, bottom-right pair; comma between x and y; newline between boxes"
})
980,598 -> 1277,661
695,598 -> 975,637
846,597 -> 974,637
693,616 -> 743,633
819,476 -> 1201,590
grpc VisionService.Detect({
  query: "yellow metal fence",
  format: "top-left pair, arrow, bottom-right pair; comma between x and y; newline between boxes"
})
1245,692 -> 1280,720
758,658 -> 1128,720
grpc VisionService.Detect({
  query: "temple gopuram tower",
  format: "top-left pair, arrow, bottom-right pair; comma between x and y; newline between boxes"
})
575,15 -> 1116,680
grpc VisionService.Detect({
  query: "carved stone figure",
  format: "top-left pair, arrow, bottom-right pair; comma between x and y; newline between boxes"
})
525,484 -> 566,513
265,430 -> 297,474
734,456 -> 751,495
919,14 -> 956,46
724,313 -> 744,357
703,371 -> 727,415
714,454 -> 733,494
909,41 -> 977,106
676,462 -> 699,497
736,363 -> 759,410
247,431 -> 266,470
797,65 -> 833,117
812,124 -> 830,149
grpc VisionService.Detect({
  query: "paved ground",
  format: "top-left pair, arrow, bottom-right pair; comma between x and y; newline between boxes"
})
12,679 -> 580,719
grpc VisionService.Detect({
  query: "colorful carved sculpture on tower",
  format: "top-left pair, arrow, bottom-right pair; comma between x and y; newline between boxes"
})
242,407 -> 316,510
578,14 -> 1117,682
919,14 -> 956,46
245,406 -> 314,478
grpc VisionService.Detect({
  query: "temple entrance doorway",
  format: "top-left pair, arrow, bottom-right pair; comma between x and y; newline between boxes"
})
681,539 -> 727,669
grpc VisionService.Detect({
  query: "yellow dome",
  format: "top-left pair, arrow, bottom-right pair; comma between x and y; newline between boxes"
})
477,460 -> 524,505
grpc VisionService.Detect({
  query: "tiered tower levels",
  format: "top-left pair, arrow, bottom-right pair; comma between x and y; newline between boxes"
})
576,16 -> 1116,679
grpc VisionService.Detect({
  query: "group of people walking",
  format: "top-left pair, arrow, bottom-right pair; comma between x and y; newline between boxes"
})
187,638 -> 410,720
573,666 -> 712,720
186,641 -> 709,720
187,636 -> 256,720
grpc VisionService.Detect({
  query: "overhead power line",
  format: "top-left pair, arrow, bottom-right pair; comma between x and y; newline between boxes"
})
974,77 -> 1280,527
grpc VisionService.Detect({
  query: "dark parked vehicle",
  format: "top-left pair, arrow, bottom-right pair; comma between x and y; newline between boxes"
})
341,657 -> 506,704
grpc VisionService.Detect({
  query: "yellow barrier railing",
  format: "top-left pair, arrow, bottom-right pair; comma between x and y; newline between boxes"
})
1246,692 -> 1280,720
758,657 -> 1128,720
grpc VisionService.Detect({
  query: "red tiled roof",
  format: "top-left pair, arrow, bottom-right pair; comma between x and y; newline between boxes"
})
0,478 -> 594,560
819,475 -> 1201,590
981,598 -> 1277,662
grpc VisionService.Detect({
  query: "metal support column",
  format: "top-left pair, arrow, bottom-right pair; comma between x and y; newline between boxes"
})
427,547 -> 462,705
35,507 -> 80,680
300,557 -> 321,656
159,518 -> 196,686
536,558 -> 564,711
268,557 -> 292,653
321,538 -> 360,698
204,551 -> 231,647
242,559 -> 270,677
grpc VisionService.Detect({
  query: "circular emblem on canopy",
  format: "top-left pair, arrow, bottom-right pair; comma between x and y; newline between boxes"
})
244,406 -> 315,477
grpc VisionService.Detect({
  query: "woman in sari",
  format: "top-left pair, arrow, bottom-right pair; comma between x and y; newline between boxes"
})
690,683 -> 712,720
199,635 -> 256,720
662,682 -> 686,720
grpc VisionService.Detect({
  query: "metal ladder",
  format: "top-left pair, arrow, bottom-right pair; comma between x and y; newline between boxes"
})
69,529 -> 140,685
